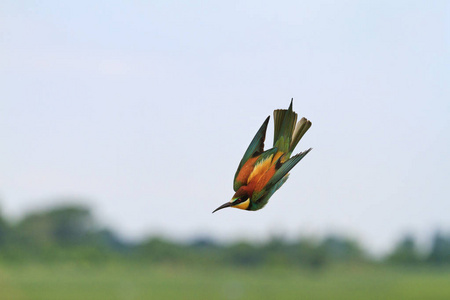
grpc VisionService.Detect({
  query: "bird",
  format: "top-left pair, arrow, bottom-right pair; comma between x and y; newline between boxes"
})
213,99 -> 312,213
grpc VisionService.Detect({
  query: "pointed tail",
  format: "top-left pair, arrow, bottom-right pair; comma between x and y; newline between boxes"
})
273,99 -> 312,157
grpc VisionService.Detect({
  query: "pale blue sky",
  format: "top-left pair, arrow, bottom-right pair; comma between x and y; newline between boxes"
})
1,1 -> 449,254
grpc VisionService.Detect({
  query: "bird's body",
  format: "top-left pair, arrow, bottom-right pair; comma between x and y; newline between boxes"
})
213,99 -> 312,213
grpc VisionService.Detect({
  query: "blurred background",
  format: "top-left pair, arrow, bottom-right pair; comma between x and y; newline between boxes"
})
1,1 -> 449,299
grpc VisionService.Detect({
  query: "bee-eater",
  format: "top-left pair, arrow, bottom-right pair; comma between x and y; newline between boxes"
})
213,99 -> 312,213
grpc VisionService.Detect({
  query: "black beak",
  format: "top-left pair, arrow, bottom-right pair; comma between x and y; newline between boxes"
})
212,202 -> 233,213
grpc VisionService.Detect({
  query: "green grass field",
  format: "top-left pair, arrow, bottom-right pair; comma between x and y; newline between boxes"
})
1,263 -> 450,300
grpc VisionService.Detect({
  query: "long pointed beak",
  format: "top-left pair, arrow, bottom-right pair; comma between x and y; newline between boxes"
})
212,202 -> 233,213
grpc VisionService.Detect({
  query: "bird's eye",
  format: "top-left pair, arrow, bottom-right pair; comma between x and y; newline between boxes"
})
232,197 -> 250,210
233,197 -> 248,204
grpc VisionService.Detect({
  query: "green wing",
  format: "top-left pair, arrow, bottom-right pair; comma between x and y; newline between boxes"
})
251,175 -> 290,211
266,148 -> 311,188
233,116 -> 270,190
251,148 -> 312,203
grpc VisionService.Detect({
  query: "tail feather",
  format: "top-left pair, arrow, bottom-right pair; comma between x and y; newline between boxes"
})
273,99 -> 297,154
289,117 -> 312,153
273,110 -> 287,144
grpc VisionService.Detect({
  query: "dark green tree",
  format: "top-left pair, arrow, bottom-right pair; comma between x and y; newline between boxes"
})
17,205 -> 95,248
427,231 -> 450,265
136,237 -> 186,263
320,235 -> 364,262
387,235 -> 421,265
0,207 -> 11,248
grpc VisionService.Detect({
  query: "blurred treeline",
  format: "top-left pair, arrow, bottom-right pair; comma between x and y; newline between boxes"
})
0,204 -> 449,269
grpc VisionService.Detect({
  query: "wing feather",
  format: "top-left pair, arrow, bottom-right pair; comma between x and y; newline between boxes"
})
267,148 -> 312,188
233,116 -> 270,191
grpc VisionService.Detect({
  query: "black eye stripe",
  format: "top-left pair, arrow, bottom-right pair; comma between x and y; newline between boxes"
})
233,196 -> 248,204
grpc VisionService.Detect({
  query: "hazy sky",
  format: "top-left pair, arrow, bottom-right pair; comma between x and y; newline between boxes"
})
1,1 -> 449,254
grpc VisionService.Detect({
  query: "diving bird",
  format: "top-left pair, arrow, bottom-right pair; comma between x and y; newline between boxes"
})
213,99 -> 312,213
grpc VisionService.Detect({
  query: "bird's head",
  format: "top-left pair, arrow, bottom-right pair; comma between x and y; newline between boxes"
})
212,191 -> 250,213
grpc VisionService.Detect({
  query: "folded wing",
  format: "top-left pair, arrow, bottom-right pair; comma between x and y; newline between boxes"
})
233,116 -> 270,191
